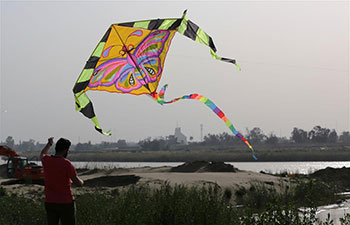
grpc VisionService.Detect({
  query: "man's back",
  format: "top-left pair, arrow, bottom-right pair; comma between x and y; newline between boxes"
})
42,155 -> 77,203
40,137 -> 83,225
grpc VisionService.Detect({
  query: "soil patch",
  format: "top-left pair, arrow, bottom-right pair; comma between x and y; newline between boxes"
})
1,178 -> 44,186
310,167 -> 350,191
170,161 -> 238,173
0,164 -> 8,178
84,175 -> 140,187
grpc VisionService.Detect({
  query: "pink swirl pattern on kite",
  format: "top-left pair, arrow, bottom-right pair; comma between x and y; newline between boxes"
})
88,30 -> 170,93
89,59 -> 128,87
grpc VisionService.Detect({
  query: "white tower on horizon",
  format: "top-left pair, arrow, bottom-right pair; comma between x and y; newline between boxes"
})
200,124 -> 203,142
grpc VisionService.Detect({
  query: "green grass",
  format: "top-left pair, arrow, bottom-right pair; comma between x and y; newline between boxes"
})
235,178 -> 339,212
76,184 -> 236,225
0,194 -> 45,225
0,182 -> 349,225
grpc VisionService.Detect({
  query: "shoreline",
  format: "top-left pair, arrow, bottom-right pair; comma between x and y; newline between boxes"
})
0,162 -> 289,195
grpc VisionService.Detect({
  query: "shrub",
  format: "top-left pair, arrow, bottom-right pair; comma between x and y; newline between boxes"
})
293,179 -> 337,207
0,186 -> 6,197
0,195 -> 45,225
0,183 -> 348,225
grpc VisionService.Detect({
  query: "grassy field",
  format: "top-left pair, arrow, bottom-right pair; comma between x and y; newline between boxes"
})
1,161 -> 350,225
1,180 -> 349,225
22,148 -> 350,162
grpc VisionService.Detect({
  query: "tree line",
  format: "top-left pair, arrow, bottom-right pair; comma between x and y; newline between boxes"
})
136,126 -> 350,150
2,125 -> 350,152
1,137 -> 128,152
201,126 -> 349,146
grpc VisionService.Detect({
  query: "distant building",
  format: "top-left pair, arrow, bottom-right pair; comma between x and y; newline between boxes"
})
174,127 -> 187,145
166,135 -> 178,145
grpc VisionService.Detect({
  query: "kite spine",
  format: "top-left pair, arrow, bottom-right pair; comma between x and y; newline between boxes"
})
152,84 -> 257,160
73,28 -> 112,136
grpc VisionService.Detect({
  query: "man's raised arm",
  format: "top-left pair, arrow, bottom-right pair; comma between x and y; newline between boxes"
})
40,137 -> 54,159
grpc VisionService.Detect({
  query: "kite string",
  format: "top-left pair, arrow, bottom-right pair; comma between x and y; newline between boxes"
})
150,85 -> 258,160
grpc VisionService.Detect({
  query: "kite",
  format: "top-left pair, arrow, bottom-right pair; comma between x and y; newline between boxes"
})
73,10 -> 257,159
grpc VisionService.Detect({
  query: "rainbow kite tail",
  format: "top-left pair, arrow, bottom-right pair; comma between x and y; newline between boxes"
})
151,84 -> 257,160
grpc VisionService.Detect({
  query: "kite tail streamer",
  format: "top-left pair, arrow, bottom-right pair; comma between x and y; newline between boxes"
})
73,27 -> 112,136
178,10 -> 241,71
74,94 -> 111,136
151,84 -> 257,160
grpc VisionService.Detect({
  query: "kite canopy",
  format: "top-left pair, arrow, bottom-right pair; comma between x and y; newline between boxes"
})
73,11 -> 257,159
73,10 -> 239,135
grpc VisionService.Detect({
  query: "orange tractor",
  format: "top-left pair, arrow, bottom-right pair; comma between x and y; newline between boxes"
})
0,145 -> 44,180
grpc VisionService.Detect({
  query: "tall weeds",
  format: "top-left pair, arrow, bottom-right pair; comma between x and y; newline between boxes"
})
0,183 -> 349,225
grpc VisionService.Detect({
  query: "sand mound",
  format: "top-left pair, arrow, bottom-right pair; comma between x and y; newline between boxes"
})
170,161 -> 238,173
84,175 -> 140,187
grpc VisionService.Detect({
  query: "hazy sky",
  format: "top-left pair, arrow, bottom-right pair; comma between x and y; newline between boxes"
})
1,0 -> 349,144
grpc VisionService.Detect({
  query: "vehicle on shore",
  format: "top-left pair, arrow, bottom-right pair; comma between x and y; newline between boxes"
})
0,145 -> 44,180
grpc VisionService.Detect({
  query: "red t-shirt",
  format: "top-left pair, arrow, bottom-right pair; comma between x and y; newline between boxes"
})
41,154 -> 77,203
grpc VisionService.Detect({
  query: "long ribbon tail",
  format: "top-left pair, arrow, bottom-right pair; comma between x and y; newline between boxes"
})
151,84 -> 257,160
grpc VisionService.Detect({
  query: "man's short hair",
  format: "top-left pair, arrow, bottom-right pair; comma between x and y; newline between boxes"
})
55,138 -> 71,153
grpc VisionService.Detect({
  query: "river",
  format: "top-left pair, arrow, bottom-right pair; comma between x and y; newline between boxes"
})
1,158 -> 350,174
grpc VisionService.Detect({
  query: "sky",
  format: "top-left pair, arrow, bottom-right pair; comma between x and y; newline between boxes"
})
0,0 -> 349,144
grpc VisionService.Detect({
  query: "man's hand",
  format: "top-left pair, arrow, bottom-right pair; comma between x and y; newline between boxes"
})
48,137 -> 54,146
71,176 -> 84,187
40,137 -> 54,159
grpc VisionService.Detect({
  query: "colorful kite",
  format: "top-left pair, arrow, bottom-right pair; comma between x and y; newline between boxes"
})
73,11 -> 257,159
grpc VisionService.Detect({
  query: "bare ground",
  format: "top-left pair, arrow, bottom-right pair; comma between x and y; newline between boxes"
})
0,162 -> 290,200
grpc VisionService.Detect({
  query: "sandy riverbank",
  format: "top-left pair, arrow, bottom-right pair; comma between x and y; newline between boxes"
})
0,162 -> 290,199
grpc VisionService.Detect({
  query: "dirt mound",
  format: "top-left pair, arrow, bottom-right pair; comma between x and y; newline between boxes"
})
0,164 -> 7,178
1,179 -> 44,186
310,167 -> 350,191
84,175 -> 140,187
170,161 -> 238,173
200,161 -> 238,172
170,161 -> 209,172
1,174 -> 140,188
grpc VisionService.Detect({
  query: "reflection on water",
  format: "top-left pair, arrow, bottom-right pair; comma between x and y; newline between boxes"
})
231,161 -> 350,174
316,200 -> 350,225
72,162 -> 183,170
